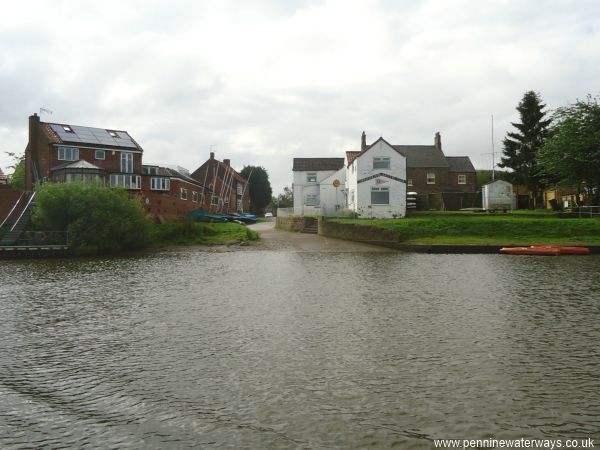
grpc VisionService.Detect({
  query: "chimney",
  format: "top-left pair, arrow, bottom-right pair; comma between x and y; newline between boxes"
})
223,159 -> 230,167
26,113 -> 41,190
361,131 -> 366,151
434,132 -> 441,150
209,152 -> 215,160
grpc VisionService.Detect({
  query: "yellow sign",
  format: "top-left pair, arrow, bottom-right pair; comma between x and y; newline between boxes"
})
333,179 -> 341,188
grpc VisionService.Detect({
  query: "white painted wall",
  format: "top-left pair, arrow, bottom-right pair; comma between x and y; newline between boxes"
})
293,169 -> 339,214
348,139 -> 407,218
319,168 -> 346,213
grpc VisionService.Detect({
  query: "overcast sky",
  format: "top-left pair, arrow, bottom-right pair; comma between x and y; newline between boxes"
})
1,0 -> 599,193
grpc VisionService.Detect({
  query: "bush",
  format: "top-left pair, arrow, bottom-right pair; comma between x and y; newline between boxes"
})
32,182 -> 150,254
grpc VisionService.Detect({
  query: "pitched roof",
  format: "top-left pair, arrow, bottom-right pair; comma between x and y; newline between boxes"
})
42,121 -> 143,151
293,158 -> 345,171
346,151 -> 361,165
446,156 -> 476,172
50,160 -> 104,171
392,145 -> 449,168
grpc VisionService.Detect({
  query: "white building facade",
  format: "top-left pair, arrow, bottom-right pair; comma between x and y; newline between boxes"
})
346,138 -> 407,218
292,158 -> 345,215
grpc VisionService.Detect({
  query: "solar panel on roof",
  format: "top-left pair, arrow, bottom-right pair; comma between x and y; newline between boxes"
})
49,123 -> 138,148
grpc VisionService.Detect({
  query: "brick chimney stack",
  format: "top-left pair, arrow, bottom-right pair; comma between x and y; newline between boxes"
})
26,113 -> 41,190
361,131 -> 366,151
223,159 -> 230,167
434,132 -> 441,150
210,152 -> 215,160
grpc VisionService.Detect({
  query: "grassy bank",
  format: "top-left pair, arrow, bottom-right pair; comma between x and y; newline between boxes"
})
149,221 -> 258,247
335,210 -> 600,245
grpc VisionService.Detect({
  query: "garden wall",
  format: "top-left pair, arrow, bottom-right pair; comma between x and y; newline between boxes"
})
318,218 -> 400,243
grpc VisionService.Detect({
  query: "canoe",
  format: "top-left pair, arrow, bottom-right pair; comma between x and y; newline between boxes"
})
500,246 -> 590,256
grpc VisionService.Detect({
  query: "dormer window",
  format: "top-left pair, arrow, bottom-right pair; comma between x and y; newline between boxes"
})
62,125 -> 73,133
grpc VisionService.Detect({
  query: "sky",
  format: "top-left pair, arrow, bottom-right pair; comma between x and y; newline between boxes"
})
1,0 -> 599,193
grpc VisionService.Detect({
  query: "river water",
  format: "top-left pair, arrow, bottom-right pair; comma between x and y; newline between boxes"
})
1,244 -> 599,449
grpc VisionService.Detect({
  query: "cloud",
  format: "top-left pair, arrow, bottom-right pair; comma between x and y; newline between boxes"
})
1,0 -> 600,193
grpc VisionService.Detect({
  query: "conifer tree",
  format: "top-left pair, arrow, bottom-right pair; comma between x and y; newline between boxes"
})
498,91 -> 551,208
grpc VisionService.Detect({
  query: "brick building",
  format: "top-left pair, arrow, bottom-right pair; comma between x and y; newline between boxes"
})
22,113 -> 249,222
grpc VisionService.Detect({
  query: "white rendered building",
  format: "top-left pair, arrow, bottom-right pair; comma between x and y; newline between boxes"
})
292,158 -> 345,215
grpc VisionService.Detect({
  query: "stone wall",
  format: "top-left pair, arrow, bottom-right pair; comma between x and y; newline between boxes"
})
318,217 -> 400,242
276,216 -> 317,232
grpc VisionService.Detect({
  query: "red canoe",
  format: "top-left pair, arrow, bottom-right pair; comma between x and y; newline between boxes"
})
500,246 -> 590,256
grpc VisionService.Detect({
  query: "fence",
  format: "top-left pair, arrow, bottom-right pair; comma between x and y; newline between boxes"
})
577,206 -> 600,218
277,206 -> 356,218
14,231 -> 69,246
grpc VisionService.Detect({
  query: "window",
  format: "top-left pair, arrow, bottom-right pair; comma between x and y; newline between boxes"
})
66,173 -> 101,183
192,191 -> 198,203
305,194 -> 318,206
62,125 -> 73,133
95,149 -> 105,160
307,173 -> 317,183
237,199 -> 242,211
57,147 -> 79,161
121,152 -> 133,173
458,174 -> 467,185
427,172 -> 436,184
180,188 -> 188,200
143,166 -> 159,175
110,174 -> 141,189
211,195 -> 219,205
151,177 -> 170,191
373,157 -> 390,169
107,130 -> 118,138
371,187 -> 389,204
237,184 -> 243,195
407,178 -> 413,187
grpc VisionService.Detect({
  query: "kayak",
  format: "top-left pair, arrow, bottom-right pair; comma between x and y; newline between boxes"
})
500,246 -> 590,256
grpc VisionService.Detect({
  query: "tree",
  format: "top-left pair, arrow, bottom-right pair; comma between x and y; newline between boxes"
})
32,182 -> 150,254
5,152 -> 25,189
498,91 -> 551,208
538,95 -> 600,205
240,166 -> 272,214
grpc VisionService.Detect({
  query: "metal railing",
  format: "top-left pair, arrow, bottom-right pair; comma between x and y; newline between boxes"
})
577,205 -> 600,218
0,191 -> 27,229
15,231 -> 69,246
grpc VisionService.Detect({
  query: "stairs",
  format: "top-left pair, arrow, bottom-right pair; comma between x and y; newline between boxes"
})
0,192 -> 35,246
302,218 -> 318,234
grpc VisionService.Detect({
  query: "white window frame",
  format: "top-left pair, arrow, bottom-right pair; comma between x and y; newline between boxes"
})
95,149 -> 105,160
121,152 -> 133,173
373,157 -> 390,169
237,199 -> 242,211
306,173 -> 317,183
305,194 -> 318,206
371,186 -> 390,205
407,178 -> 413,187
427,172 -> 436,184
151,177 -> 170,191
458,174 -> 467,185
192,191 -> 198,203
110,174 -> 141,190
180,188 -> 188,200
211,195 -> 219,206
57,147 -> 79,161
237,184 -> 243,195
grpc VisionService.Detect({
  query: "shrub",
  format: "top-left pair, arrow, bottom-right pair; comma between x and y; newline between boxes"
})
32,182 -> 150,254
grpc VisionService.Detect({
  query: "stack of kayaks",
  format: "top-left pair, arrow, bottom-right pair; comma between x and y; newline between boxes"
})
500,246 -> 590,256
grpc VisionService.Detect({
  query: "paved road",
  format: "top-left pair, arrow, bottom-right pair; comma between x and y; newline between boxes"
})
247,220 -> 394,252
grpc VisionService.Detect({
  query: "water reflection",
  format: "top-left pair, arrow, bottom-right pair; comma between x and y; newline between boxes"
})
1,252 -> 599,448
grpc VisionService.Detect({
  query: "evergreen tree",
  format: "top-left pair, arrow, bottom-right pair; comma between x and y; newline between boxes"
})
240,166 -> 272,214
498,91 -> 551,208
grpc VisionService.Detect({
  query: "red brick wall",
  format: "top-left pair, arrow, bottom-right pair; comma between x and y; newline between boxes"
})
140,177 -> 205,222
47,147 -> 143,175
407,168 -> 477,194
0,188 -> 25,222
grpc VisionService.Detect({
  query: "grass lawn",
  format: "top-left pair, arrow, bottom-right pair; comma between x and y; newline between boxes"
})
335,210 -> 600,245
149,221 -> 258,247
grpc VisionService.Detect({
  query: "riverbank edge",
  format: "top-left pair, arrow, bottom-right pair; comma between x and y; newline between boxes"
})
310,217 -> 600,254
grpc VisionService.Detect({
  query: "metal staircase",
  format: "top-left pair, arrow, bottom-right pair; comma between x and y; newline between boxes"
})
0,192 -> 36,245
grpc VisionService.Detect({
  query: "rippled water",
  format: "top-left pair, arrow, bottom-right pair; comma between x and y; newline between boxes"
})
1,249 -> 599,449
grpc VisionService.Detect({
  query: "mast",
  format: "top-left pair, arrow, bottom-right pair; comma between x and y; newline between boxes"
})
491,114 -> 495,181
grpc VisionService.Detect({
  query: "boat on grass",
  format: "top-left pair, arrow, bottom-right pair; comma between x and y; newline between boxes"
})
185,208 -> 228,223
500,246 -> 590,256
